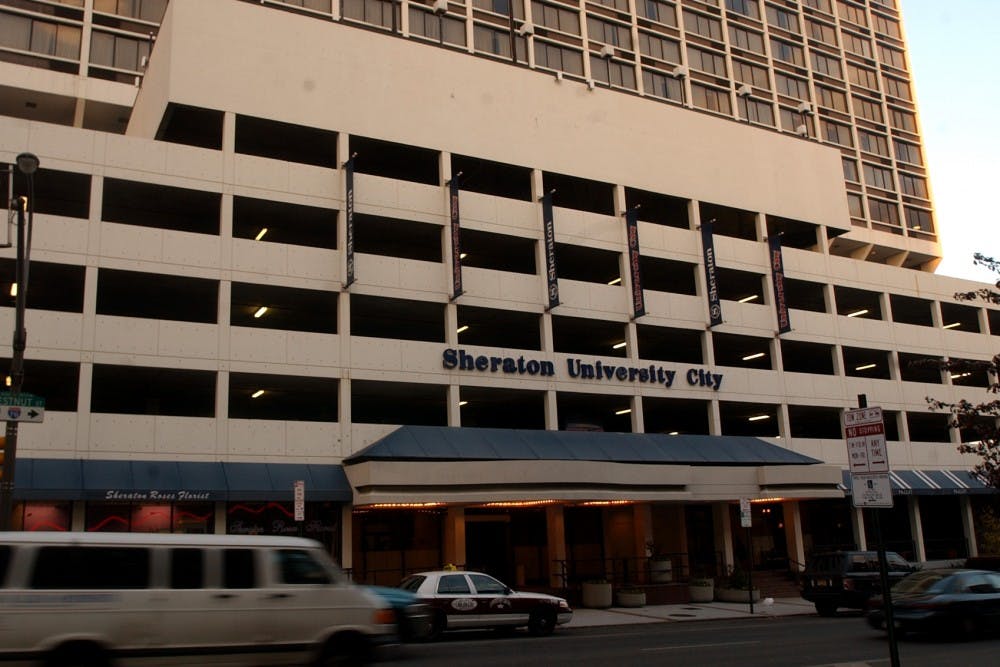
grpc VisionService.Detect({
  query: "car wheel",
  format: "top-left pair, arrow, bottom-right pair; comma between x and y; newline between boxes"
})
316,634 -> 368,667
960,617 -> 979,639
45,642 -> 111,667
426,610 -> 447,641
815,602 -> 837,617
528,608 -> 556,636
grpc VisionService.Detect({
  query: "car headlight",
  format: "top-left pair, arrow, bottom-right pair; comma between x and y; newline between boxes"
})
558,600 -> 570,610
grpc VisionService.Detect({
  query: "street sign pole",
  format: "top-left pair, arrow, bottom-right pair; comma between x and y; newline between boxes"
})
740,498 -> 753,614
855,394 -> 900,667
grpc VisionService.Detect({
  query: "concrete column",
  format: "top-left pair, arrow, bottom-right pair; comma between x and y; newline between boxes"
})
753,211 -> 767,244
340,504 -> 354,569
713,502 -> 735,574
443,506 -> 466,568
851,506 -> 868,550
71,501 -> 85,532
447,384 -> 462,427
961,496 -> 978,558
544,390 -> 559,430
546,505 -> 567,587
908,496 -> 926,563
214,502 -> 227,535
783,501 -> 806,570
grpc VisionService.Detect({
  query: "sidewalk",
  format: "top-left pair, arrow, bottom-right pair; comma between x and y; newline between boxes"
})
567,596 -> 816,628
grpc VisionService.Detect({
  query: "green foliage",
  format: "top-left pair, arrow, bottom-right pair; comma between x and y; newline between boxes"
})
974,502 -> 1000,555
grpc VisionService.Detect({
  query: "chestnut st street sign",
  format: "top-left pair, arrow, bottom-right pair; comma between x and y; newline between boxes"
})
0,392 -> 45,423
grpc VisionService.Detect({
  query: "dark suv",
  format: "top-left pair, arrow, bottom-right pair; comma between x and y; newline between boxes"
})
801,550 -> 916,616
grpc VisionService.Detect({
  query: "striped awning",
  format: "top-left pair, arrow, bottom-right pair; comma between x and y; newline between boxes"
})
841,469 -> 995,496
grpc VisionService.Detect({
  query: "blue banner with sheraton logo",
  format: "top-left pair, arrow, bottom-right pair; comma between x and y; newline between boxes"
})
701,218 -> 722,327
541,191 -> 559,310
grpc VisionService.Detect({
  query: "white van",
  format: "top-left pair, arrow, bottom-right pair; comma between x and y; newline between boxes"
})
0,532 -> 396,667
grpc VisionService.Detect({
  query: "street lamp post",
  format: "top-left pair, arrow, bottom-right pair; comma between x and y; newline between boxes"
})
0,152 -> 39,531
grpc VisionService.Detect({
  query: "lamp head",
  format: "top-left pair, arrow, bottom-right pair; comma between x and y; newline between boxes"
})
16,152 -> 39,175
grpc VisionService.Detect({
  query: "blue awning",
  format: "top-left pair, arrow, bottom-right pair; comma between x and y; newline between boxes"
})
15,459 -> 351,502
344,425 -> 822,466
841,469 -> 995,496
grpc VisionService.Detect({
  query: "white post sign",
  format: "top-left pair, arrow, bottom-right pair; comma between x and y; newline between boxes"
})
294,480 -> 305,521
739,498 -> 752,528
843,407 -> 893,508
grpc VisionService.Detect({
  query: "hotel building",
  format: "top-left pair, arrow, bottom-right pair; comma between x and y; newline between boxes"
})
0,0 -> 997,590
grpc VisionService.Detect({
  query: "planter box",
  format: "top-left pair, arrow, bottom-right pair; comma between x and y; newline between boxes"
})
615,590 -> 646,608
715,587 -> 761,603
581,582 -> 613,609
649,558 -> 673,583
688,582 -> 714,603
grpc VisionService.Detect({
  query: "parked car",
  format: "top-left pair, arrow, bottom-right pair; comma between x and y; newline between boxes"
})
801,550 -> 916,616
365,585 -> 432,641
399,570 -> 573,639
866,568 -> 1000,637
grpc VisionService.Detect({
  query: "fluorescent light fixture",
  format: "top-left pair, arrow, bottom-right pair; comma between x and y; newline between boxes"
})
615,408 -> 632,415
612,341 -> 627,349
748,414 -> 770,422
855,363 -> 877,371
8,283 -> 16,297
951,372 -> 971,380
668,431 -> 679,435
251,390 -> 264,398
846,309 -> 869,318
742,352 -> 765,361
943,322 -> 961,330
254,227 -> 268,241
608,277 -> 622,285
456,325 -> 469,334
253,306 -> 268,318
738,294 -> 759,303
459,400 -> 468,406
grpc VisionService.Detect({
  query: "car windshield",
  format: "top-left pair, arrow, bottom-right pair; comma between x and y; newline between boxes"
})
399,575 -> 426,592
892,571 -> 949,594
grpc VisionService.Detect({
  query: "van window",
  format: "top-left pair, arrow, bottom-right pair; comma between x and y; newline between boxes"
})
0,546 -> 10,586
276,549 -> 332,585
170,548 -> 205,589
32,546 -> 150,589
223,549 -> 256,588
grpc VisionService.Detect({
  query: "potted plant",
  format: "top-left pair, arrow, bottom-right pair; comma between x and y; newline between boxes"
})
581,579 -> 613,609
646,541 -> 673,583
715,565 -> 761,603
614,585 -> 646,608
688,576 -> 714,603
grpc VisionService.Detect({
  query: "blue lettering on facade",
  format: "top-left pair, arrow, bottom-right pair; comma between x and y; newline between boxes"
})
443,349 -> 722,391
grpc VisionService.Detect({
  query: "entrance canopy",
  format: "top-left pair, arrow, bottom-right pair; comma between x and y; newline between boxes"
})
344,426 -> 843,506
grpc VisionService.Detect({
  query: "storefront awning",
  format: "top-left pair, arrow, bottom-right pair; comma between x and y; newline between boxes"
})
14,459 -> 352,502
345,426 -> 843,505
840,469 -> 995,496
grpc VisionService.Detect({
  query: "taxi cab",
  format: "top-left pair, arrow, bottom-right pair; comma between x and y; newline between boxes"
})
399,570 -> 572,639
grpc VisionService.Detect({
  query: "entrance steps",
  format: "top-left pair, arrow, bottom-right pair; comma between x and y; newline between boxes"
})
750,569 -> 801,599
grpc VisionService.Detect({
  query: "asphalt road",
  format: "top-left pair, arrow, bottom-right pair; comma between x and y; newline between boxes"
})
392,614 -> 1000,666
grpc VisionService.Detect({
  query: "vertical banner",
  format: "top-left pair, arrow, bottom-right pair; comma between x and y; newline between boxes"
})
293,479 -> 305,522
449,177 -> 463,300
701,218 -> 722,327
541,191 -> 560,309
625,207 -> 645,318
343,155 -> 356,288
768,234 -> 791,334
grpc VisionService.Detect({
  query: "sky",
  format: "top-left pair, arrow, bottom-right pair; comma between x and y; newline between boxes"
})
902,0 -> 999,284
